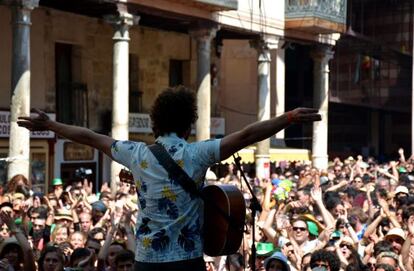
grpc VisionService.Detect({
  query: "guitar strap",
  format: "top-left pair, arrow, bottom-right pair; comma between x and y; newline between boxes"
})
148,143 -> 235,226
148,143 -> 202,198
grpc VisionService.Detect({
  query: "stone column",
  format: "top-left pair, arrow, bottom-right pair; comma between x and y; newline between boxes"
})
311,46 -> 334,170
274,41 -> 286,146
252,39 -> 272,180
190,25 -> 217,141
7,0 -> 39,181
105,11 -> 139,194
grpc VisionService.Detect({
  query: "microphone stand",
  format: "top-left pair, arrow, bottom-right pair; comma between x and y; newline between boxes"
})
232,153 -> 262,271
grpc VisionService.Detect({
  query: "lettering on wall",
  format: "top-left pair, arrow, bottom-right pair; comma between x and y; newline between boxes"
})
129,113 -> 225,135
64,142 -> 95,161
0,111 -> 56,138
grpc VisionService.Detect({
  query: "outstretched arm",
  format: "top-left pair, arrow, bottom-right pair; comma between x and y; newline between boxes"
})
17,109 -> 115,158
220,108 -> 321,160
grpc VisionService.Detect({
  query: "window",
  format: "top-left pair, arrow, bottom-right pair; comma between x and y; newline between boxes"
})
55,43 -> 88,126
129,54 -> 142,112
169,59 -> 184,87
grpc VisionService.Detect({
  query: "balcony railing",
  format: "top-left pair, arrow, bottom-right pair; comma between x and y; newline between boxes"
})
285,0 -> 347,33
196,0 -> 238,10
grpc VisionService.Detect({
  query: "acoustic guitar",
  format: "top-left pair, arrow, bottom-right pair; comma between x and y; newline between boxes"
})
119,168 -> 246,256
202,184 -> 246,256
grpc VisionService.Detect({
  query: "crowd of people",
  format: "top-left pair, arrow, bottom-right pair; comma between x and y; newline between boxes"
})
11,86 -> 413,271
0,148 -> 413,271
210,148 -> 414,271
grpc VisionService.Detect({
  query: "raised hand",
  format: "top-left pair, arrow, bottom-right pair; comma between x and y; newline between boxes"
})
319,226 -> 334,244
17,109 -> 50,131
287,108 -> 321,124
123,205 -> 133,229
0,258 -> 11,271
83,179 -> 93,196
408,216 -> 414,236
310,186 -> 323,203
0,211 -> 16,233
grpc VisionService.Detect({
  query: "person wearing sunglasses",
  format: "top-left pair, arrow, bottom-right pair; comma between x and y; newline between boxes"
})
309,250 -> 340,271
336,236 -> 367,270
290,219 -> 320,255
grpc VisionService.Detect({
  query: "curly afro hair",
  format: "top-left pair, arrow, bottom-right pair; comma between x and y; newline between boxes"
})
150,86 -> 198,138
310,249 -> 341,271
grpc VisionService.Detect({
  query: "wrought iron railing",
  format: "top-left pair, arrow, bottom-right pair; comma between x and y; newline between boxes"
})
57,82 -> 89,127
285,0 -> 347,24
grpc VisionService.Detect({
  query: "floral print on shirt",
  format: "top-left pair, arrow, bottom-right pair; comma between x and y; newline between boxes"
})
111,134 -> 221,263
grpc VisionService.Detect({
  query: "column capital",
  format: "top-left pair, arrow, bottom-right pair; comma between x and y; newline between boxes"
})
6,0 -> 39,9
250,38 -> 275,62
189,23 -> 219,43
104,12 -> 140,28
310,46 -> 334,63
8,0 -> 38,26
104,12 -> 139,41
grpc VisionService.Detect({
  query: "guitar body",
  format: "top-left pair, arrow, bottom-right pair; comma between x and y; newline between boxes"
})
202,184 -> 246,256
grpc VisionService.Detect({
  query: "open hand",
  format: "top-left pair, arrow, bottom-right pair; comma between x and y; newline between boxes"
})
287,108 -> 321,124
0,211 -> 15,232
83,179 -> 93,195
310,186 -> 323,203
17,108 -> 50,131
0,258 -> 11,271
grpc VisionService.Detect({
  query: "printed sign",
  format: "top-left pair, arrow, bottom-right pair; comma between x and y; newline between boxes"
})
64,142 -> 95,161
129,113 -> 152,133
129,113 -> 225,135
0,111 -> 56,138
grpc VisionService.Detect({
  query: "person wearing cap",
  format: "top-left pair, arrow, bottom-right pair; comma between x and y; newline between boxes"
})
51,178 -> 64,199
54,209 -> 74,227
394,186 -> 409,200
264,251 -> 291,271
91,200 -> 108,226
256,242 -> 277,270
384,228 -> 405,254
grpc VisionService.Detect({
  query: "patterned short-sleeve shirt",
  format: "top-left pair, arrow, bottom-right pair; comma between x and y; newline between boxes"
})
111,133 -> 221,263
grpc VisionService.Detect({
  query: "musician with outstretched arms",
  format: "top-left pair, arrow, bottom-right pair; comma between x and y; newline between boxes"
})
18,86 -> 321,271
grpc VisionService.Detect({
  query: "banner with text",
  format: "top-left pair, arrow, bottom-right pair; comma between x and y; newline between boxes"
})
0,111 -> 56,139
129,113 -> 225,136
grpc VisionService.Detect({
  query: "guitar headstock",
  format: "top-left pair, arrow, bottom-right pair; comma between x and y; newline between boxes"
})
119,168 -> 134,184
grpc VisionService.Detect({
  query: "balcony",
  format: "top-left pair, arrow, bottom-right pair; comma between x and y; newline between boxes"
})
170,0 -> 238,11
285,0 -> 347,34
